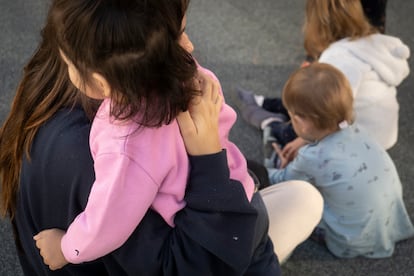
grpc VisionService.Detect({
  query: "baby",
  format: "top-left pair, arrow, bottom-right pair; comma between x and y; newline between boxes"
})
268,62 -> 414,258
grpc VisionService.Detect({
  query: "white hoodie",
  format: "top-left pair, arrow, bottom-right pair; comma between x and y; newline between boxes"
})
319,34 -> 410,149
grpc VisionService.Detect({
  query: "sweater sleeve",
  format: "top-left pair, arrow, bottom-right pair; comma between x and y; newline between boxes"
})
169,150 -> 277,274
61,152 -> 159,264
268,146 -> 316,184
110,150 -> 281,276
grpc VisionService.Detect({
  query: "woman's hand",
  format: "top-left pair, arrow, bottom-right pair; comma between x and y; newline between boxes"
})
177,72 -> 223,156
33,229 -> 68,270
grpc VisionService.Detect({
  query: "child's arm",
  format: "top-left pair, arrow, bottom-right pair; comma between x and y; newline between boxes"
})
278,137 -> 308,168
267,145 -> 315,185
67,156 -> 159,262
34,152 -> 160,269
272,142 -> 290,169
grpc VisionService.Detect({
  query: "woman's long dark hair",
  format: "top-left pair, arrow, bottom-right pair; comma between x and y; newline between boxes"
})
0,0 -> 195,218
0,20 -> 80,218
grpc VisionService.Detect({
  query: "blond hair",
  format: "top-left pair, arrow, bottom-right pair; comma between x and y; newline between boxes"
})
304,0 -> 376,60
282,63 -> 354,131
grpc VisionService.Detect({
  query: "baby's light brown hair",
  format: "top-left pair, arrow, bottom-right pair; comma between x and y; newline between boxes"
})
282,62 -> 354,131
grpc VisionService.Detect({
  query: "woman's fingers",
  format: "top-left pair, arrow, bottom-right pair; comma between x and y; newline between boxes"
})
177,71 -> 223,156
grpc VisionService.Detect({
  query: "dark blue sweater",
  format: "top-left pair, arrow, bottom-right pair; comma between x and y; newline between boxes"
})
13,106 -> 280,275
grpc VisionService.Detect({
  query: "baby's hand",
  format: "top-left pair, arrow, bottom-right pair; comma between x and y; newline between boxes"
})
34,228 -> 68,270
272,143 -> 289,169
281,137 -> 307,166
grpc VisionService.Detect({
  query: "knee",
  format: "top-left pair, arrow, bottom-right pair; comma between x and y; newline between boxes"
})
262,180 -> 323,223
288,180 -> 324,220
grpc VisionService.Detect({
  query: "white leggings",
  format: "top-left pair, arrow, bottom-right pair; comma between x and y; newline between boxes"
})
259,180 -> 323,263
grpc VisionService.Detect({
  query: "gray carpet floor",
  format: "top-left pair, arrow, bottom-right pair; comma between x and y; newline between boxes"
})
1,0 -> 413,275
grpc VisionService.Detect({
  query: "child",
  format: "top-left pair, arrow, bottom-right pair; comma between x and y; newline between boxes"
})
267,62 -> 414,258
33,0 -> 255,269
238,0 -> 409,167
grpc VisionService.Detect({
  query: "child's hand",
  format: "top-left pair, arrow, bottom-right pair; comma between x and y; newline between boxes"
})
177,73 -> 223,156
272,142 -> 289,169
300,60 -> 311,68
34,228 -> 68,270
279,137 -> 308,167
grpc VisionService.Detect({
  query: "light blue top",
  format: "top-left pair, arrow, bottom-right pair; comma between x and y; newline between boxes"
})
268,124 -> 414,258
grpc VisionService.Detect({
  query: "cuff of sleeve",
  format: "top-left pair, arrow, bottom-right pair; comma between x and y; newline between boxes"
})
188,149 -> 229,185
61,233 -> 79,264
186,150 -> 252,212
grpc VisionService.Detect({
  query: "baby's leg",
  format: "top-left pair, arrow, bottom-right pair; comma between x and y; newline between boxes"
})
268,121 -> 297,146
262,97 -> 289,118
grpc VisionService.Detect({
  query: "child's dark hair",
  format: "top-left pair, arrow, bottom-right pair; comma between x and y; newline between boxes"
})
282,62 -> 354,131
51,0 -> 198,127
0,0 -> 195,218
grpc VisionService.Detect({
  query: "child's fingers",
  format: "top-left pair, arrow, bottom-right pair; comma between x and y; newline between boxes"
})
284,150 -> 296,162
33,229 -> 49,241
281,147 -> 291,159
34,236 -> 44,252
272,142 -> 283,156
272,143 -> 289,168
33,232 -> 44,250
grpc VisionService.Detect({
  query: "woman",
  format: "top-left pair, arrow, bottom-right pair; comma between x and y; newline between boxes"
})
0,0 -> 323,274
1,31 -> 279,274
